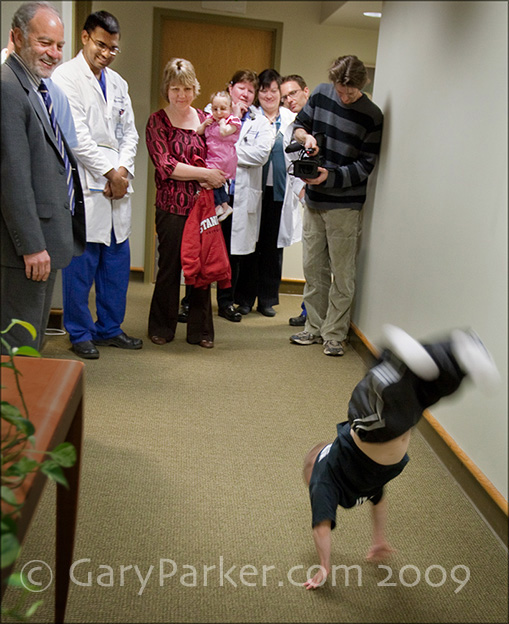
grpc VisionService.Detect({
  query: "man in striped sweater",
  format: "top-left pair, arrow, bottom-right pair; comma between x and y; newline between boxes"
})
289,55 -> 383,356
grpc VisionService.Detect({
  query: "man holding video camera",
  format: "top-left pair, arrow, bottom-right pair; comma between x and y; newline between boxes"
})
289,55 -> 383,356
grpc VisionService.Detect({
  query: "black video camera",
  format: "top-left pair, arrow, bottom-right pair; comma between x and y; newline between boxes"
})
285,133 -> 325,179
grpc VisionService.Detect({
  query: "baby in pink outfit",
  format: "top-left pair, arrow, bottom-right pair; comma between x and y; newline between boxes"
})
197,91 -> 241,221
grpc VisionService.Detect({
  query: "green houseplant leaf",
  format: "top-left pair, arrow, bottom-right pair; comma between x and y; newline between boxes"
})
39,461 -> 69,488
3,456 -> 40,478
0,319 -> 37,340
11,346 -> 41,358
1,403 -> 35,436
1,532 -> 21,568
1,485 -> 19,506
48,442 -> 76,467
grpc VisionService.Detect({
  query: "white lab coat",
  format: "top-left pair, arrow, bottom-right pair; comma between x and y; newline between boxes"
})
52,51 -> 139,245
278,120 -> 305,248
230,107 -> 275,256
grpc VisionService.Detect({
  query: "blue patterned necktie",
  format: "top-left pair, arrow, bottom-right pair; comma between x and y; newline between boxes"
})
38,80 -> 75,215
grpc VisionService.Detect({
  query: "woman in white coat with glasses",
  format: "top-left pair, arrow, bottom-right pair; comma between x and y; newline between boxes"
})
215,69 -> 275,322
234,68 -> 295,318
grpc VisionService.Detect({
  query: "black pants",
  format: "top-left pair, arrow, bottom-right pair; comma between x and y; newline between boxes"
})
149,210 -> 213,342
216,195 -> 240,309
235,187 -> 283,309
186,286 -> 214,343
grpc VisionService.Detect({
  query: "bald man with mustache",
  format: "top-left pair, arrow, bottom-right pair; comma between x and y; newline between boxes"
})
1,1 -> 85,351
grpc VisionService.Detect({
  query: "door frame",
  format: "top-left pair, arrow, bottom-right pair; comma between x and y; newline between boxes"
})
143,7 -> 284,282
73,1 -> 92,56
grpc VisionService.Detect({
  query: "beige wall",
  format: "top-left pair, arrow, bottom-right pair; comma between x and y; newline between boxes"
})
91,1 -> 379,271
1,1 -> 75,59
354,1 -> 508,496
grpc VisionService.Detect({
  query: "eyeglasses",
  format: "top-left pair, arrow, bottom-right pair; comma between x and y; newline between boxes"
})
281,88 -> 302,104
88,34 -> 121,56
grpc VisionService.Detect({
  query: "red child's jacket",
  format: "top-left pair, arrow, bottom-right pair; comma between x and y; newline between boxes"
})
181,189 -> 232,290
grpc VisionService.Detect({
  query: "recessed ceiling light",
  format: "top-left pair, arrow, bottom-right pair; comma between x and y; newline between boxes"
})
364,12 -> 382,18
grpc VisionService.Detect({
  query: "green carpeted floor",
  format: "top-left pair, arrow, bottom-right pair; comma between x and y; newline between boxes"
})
2,279 -> 508,623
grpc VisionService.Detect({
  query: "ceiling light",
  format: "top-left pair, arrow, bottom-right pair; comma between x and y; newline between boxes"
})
364,12 -> 382,18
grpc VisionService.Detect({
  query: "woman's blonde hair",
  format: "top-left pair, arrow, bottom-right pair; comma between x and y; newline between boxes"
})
161,58 -> 201,102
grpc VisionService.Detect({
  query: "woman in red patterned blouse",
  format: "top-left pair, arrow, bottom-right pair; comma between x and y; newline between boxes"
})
146,58 -> 226,348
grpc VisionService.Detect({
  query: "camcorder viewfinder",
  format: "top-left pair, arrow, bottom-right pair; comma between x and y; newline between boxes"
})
285,133 -> 325,179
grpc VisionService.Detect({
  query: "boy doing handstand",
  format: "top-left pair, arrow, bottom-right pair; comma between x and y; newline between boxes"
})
303,324 -> 499,589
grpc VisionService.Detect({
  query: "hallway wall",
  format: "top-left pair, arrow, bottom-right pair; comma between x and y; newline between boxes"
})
354,1 -> 507,496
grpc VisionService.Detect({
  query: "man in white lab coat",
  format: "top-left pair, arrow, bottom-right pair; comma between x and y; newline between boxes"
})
280,75 -> 310,327
52,10 -> 141,359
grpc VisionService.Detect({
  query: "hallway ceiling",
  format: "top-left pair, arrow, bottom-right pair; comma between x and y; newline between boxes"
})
320,1 -> 383,30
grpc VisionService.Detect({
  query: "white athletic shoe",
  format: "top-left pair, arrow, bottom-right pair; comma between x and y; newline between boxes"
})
382,324 -> 440,381
451,329 -> 500,393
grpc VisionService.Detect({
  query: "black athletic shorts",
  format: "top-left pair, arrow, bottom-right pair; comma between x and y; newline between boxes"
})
309,421 -> 409,529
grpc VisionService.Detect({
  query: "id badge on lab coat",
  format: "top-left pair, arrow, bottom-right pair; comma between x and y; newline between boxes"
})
115,112 -> 124,140
113,95 -> 125,140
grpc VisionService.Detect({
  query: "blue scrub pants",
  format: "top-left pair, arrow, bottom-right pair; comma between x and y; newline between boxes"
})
62,231 -> 130,344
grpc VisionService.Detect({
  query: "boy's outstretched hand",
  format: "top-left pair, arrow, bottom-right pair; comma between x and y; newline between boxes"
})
303,566 -> 328,590
365,541 -> 396,562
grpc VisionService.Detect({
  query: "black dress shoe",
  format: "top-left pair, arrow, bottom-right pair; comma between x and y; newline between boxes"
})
150,335 -> 167,345
236,305 -> 251,315
72,340 -> 100,359
186,338 -> 214,348
93,332 -> 143,349
257,306 -> 276,317
177,304 -> 189,323
218,305 -> 241,322
289,312 -> 306,326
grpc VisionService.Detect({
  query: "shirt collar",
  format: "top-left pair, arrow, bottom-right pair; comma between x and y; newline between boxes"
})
11,51 -> 41,89
262,109 -> 281,123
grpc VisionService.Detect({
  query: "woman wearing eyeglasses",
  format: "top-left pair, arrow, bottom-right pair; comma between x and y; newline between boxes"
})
234,68 -> 296,318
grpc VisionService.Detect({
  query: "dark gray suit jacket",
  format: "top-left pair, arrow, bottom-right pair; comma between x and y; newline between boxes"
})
1,54 -> 86,270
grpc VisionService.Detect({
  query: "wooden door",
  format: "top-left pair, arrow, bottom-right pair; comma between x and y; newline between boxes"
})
160,19 -> 274,111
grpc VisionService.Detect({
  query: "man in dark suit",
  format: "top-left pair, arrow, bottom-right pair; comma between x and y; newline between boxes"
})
1,1 -> 86,352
